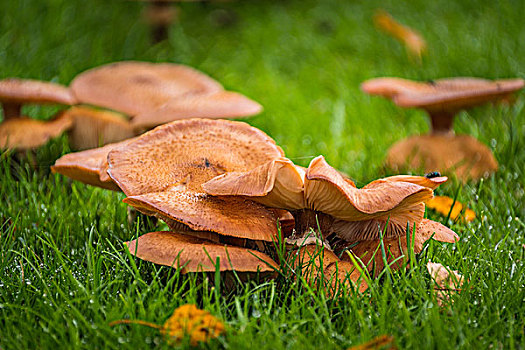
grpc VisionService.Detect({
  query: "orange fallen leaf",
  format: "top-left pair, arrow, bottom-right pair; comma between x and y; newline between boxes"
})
374,10 -> 426,59
109,304 -> 225,346
426,196 -> 476,222
427,261 -> 465,306
348,335 -> 397,350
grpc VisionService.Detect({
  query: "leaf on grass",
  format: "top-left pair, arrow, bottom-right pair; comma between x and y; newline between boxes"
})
427,261 -> 465,306
109,304 -> 225,346
426,196 -> 475,222
348,335 -> 397,350
374,10 -> 426,59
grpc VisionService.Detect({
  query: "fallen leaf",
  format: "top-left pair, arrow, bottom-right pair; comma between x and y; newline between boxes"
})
109,304 -> 225,346
426,196 -> 476,222
374,10 -> 426,59
348,335 -> 397,350
427,261 -> 465,306
161,304 -> 225,346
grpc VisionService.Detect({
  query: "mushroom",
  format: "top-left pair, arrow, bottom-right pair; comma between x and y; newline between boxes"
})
55,119 -> 292,277
70,61 -> 262,130
126,230 -> 278,274
64,106 -> 135,150
203,155 -> 459,276
361,77 -> 525,180
0,78 -> 76,150
52,140 -> 126,191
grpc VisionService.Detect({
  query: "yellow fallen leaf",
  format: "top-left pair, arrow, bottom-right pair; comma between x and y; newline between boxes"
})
427,261 -> 465,306
374,10 -> 427,59
348,335 -> 397,350
426,196 -> 476,222
109,304 -> 225,346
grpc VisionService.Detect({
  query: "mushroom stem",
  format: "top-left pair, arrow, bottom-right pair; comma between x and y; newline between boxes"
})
291,209 -> 335,239
146,1 -> 177,43
1,103 -> 22,120
429,112 -> 455,135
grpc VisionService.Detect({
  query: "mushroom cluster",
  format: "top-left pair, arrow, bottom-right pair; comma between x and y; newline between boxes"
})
1,61 -> 262,151
53,118 -> 459,294
361,77 -> 525,180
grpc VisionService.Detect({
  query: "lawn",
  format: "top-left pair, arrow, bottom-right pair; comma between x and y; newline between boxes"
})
1,0 -> 524,348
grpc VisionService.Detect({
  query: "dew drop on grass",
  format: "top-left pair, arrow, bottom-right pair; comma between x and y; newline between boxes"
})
252,309 -> 261,318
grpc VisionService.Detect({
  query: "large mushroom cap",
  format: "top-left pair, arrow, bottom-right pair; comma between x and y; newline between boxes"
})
65,106 -> 135,150
108,118 -> 285,241
70,61 -> 223,116
126,230 -> 278,273
131,91 -> 262,129
0,78 -> 76,106
52,140 -> 126,191
386,134 -> 498,181
108,118 -> 284,196
0,112 -> 73,150
361,77 -> 525,114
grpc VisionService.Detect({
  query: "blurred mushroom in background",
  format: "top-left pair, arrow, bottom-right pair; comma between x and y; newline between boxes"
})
0,79 -> 75,150
361,77 -> 524,181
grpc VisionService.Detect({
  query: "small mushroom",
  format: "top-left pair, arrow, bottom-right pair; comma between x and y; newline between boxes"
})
203,155 -> 458,276
0,78 -> 76,150
70,61 -> 262,130
361,77 -> 525,180
64,106 -> 135,150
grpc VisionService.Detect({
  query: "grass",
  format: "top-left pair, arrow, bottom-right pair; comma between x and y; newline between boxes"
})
1,0 -> 524,348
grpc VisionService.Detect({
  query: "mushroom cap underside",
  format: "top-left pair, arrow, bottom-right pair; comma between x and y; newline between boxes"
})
65,106 -> 135,150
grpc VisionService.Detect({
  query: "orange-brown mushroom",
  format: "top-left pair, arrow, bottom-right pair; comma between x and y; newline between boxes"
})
70,61 -> 262,130
204,155 -> 459,276
361,77 -> 524,180
126,230 -> 278,273
51,140 -> 126,191
64,106 -> 135,150
0,78 -> 76,150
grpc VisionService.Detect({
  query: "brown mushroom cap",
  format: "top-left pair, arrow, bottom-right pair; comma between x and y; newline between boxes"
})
65,106 -> 135,150
126,230 -> 278,273
0,112 -> 73,150
386,134 -> 498,181
108,118 -> 284,196
362,77 -> 524,112
52,140 -> 127,191
0,78 -> 76,106
70,61 -> 224,116
123,189 -> 280,241
347,218 -> 458,276
205,156 -> 434,221
131,91 -> 263,129
107,118 -> 285,242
